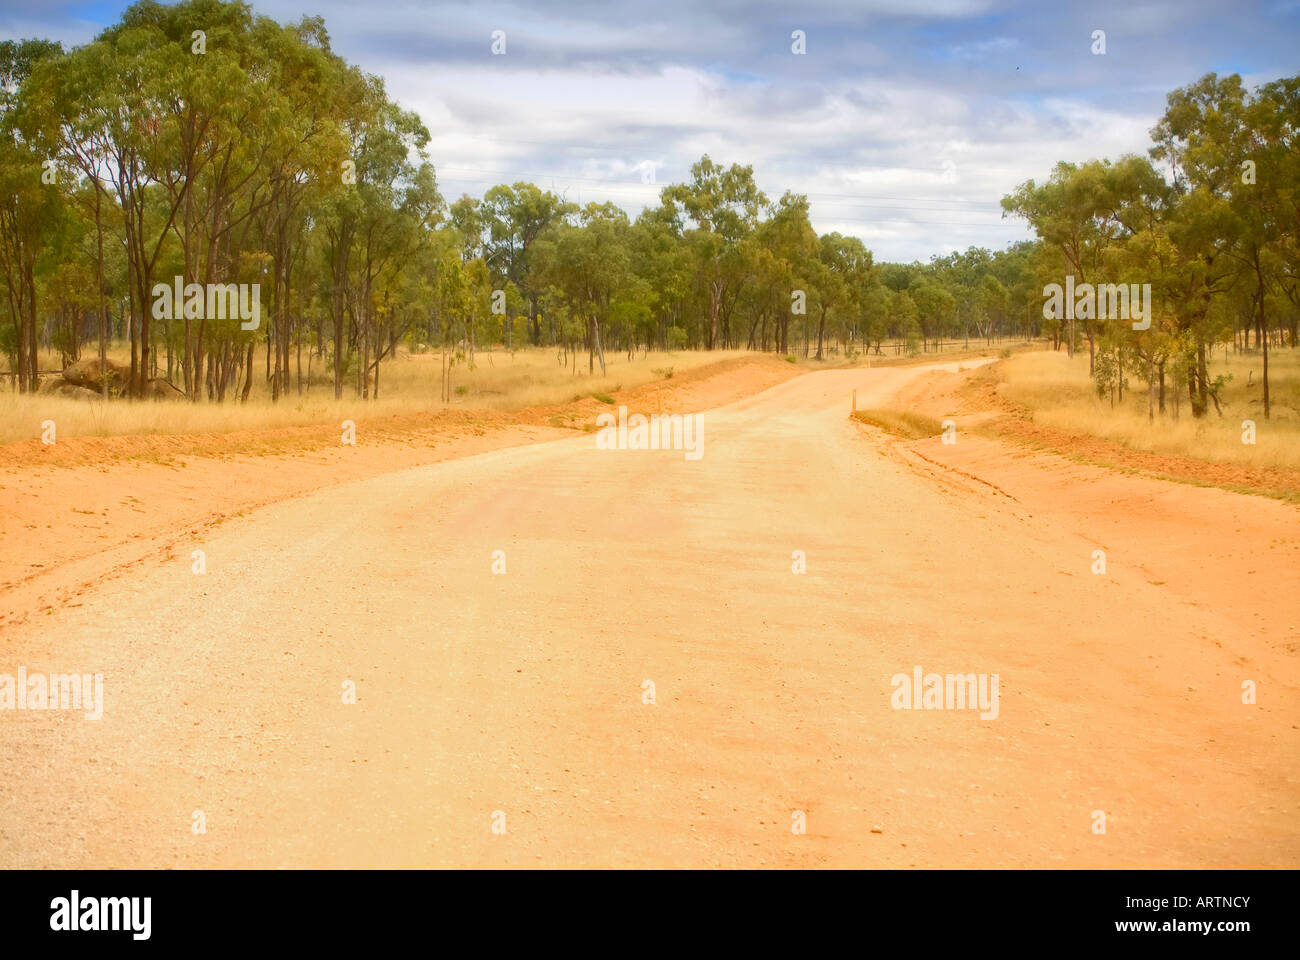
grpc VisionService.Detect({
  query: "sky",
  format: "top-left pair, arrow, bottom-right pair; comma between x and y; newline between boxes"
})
3,0 -> 1298,262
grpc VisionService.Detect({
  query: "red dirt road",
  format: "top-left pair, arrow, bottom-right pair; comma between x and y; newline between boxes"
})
1,359 -> 1297,867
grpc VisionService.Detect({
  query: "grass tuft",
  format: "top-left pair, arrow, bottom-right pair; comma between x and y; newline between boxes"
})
852,408 -> 944,440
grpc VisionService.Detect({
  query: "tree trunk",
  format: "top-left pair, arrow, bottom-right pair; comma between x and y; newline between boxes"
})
1256,256 -> 1270,420
240,341 -> 254,403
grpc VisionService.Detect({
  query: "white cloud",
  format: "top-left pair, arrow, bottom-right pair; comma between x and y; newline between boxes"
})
4,0 -> 1297,261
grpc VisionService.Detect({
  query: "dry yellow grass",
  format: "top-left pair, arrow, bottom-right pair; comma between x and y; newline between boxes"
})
2,339 -> 1028,446
396,346 -> 752,409
0,346 -> 754,444
852,408 -> 944,439
996,347 -> 1300,471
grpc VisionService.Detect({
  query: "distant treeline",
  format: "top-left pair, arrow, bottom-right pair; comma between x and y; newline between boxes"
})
1,1 -> 1295,414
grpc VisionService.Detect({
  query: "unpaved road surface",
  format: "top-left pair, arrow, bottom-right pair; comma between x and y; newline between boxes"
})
2,360 -> 1297,867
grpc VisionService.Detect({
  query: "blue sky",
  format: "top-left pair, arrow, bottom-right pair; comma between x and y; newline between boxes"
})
3,0 -> 1298,261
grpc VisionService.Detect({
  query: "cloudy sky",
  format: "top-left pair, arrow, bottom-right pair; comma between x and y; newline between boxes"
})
4,0 -> 1298,261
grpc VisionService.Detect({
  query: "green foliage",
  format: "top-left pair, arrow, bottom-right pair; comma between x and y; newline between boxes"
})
3,3 -> 1293,411
1005,71 -> 1298,420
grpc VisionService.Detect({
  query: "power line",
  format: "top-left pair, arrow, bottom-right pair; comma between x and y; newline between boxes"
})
437,133 -> 998,195
434,169 -> 1007,223
430,158 -> 1000,208
435,180 -> 1008,228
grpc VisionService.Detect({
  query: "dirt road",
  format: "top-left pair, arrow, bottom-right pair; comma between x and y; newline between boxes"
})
2,360 -> 1297,867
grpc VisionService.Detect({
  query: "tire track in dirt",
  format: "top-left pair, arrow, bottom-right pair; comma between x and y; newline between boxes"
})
1,358 -> 1296,868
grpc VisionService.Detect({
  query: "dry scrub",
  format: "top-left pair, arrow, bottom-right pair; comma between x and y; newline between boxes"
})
995,349 -> 1300,472
0,346 -> 755,445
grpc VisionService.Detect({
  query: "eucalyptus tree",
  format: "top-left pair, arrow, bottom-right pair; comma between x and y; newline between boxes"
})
661,155 -> 766,350
42,7 -> 213,394
0,38 -> 64,391
910,281 -> 955,353
447,195 -> 485,263
809,233 -> 870,360
1151,75 -> 1259,416
482,182 -> 575,344
1002,156 -> 1163,373
858,276 -> 891,355
629,204 -> 692,351
972,274 -> 1009,345
346,99 -> 438,399
254,15 -> 354,402
532,201 -> 632,373
754,191 -> 817,355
